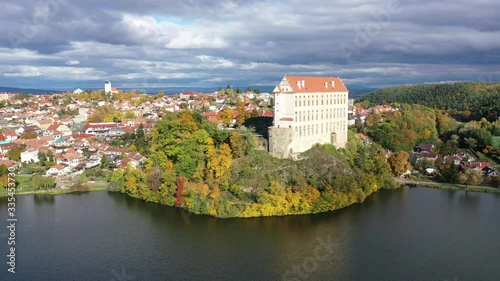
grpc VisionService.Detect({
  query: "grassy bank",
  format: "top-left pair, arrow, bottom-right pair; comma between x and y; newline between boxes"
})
0,184 -> 108,198
412,183 -> 500,194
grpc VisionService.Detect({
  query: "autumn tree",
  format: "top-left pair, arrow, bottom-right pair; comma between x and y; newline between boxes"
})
217,107 -> 234,127
235,99 -> 248,126
206,143 -> 232,187
0,164 -> 8,188
125,111 -> 136,118
87,105 -> 124,123
20,131 -> 37,139
229,131 -> 246,158
175,177 -> 186,207
387,151 -> 412,176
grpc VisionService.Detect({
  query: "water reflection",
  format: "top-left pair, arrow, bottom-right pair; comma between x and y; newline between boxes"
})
458,191 -> 481,212
33,194 -> 56,205
1,188 -> 500,281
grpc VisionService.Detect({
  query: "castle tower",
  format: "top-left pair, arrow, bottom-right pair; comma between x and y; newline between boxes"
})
104,80 -> 112,94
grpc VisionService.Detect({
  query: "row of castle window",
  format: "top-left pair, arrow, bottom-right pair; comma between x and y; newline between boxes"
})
296,121 -> 346,137
294,94 -> 346,107
295,108 -> 346,122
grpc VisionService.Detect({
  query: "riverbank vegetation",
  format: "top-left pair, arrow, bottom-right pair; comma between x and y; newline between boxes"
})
109,111 -> 398,218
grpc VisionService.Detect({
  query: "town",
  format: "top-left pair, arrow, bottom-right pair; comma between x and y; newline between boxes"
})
0,80 -> 275,191
0,78 -> 499,195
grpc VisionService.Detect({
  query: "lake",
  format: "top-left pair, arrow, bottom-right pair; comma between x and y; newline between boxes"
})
1,187 -> 499,281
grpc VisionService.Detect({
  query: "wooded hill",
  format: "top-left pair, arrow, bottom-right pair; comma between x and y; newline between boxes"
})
108,111 -> 398,218
357,82 -> 500,120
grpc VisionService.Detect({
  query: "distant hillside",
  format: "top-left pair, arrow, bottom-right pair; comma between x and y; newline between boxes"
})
357,82 -> 500,120
0,86 -> 60,95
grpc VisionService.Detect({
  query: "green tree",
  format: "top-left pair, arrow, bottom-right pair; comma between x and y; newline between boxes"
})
7,146 -> 25,161
464,137 -> 477,150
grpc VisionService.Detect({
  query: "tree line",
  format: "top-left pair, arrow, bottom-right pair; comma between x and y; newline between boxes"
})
357,82 -> 500,121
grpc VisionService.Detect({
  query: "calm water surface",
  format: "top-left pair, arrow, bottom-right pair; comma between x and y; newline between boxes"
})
1,187 -> 499,281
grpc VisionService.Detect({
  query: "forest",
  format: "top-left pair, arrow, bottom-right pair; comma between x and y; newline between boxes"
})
108,111 -> 398,218
357,104 -> 499,156
357,82 -> 500,121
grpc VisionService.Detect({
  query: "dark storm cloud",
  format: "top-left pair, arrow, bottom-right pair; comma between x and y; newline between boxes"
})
0,0 -> 499,90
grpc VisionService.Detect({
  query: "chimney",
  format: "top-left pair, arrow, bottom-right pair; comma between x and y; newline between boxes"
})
331,81 -> 335,88
297,81 -> 301,89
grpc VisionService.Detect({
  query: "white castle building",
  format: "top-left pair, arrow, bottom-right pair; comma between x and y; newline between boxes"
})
268,75 -> 349,158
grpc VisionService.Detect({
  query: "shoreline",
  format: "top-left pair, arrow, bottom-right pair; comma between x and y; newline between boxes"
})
0,185 -> 108,198
416,184 -> 500,194
399,180 -> 500,194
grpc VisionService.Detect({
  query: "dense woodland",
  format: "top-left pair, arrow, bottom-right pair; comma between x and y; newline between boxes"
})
357,82 -> 500,121
109,111 -> 398,218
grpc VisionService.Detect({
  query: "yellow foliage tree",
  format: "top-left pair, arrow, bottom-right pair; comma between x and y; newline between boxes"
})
387,151 -> 412,176
217,107 -> 234,127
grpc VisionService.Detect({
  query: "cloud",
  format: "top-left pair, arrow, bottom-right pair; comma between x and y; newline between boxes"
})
0,0 -> 499,90
65,60 -> 80,65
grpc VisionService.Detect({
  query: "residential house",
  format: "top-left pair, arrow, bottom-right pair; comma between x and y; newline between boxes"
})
443,155 -> 461,165
47,122 -> 72,136
46,164 -> 71,176
469,162 -> 491,171
128,152 -> 146,166
179,92 -> 197,100
20,150 -> 39,163
414,143 -> 435,153
421,152 -> 439,162
3,130 -> 18,141
34,119 -> 53,130
17,125 -> 41,136
83,122 -> 118,136
0,143 -> 15,153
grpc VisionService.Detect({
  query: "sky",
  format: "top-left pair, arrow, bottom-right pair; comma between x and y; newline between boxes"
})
1,0 -> 500,91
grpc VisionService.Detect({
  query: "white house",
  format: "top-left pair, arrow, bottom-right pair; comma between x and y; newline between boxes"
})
268,75 -> 349,158
46,164 -> 71,176
73,88 -> 84,94
21,150 -> 40,163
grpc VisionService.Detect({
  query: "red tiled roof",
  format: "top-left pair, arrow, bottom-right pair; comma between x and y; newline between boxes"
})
52,164 -> 64,170
259,110 -> 274,117
47,122 -> 62,131
422,152 -> 438,158
72,133 -> 94,139
277,76 -> 349,93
